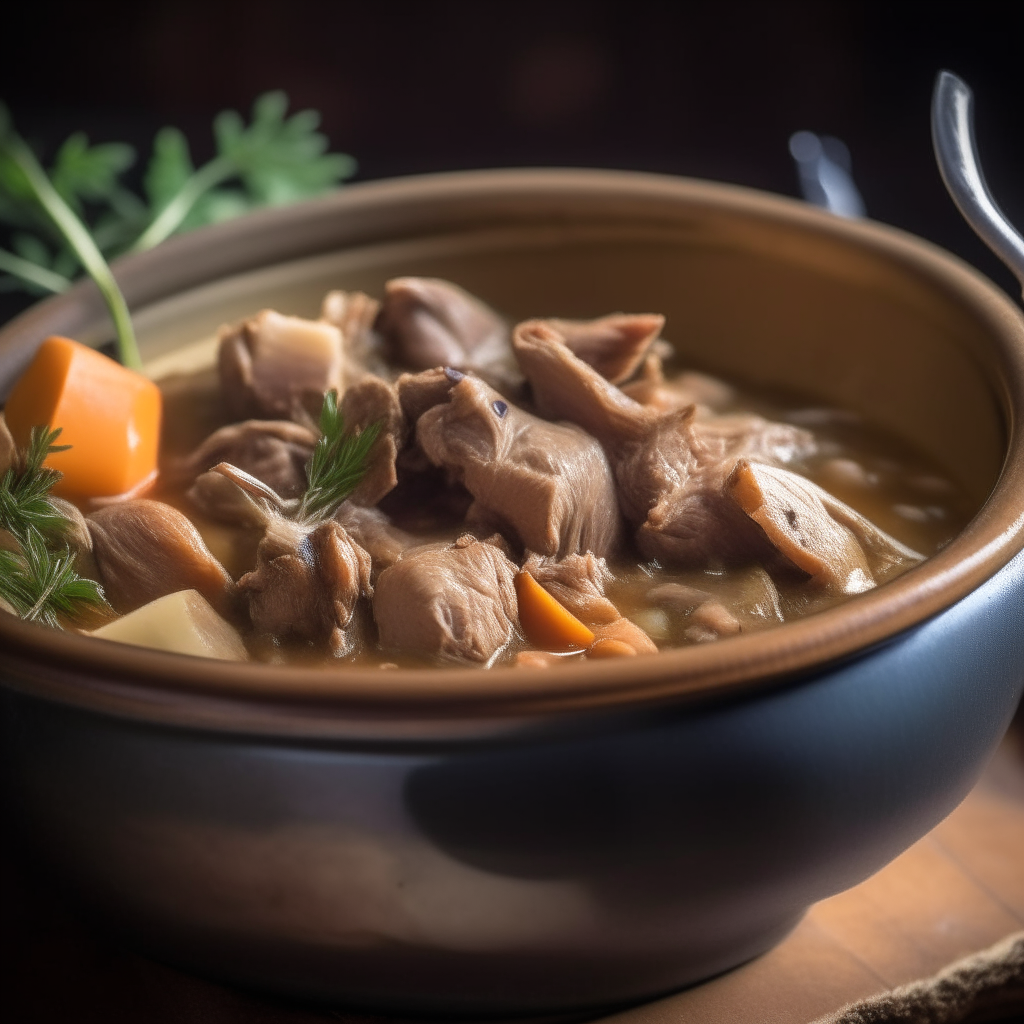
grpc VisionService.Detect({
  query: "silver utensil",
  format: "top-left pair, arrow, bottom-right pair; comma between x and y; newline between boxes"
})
789,130 -> 866,218
932,70 -> 1024,296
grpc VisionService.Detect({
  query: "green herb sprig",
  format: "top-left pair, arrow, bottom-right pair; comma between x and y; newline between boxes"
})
0,426 -> 108,626
0,425 -> 72,541
0,531 -> 105,629
297,390 -> 381,523
0,109 -> 141,368
0,92 -> 355,300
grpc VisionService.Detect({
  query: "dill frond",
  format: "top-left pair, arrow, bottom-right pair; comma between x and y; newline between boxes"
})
0,426 -> 108,627
0,425 -> 71,543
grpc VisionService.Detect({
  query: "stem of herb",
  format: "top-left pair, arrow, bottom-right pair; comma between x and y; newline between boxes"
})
7,136 -> 142,371
0,247 -> 70,294
129,155 -> 237,253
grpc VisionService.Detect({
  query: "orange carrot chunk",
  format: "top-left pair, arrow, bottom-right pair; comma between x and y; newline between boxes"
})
515,569 -> 596,652
4,336 -> 162,499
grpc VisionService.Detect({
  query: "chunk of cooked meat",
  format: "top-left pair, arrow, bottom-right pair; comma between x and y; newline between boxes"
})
333,502 -> 415,575
520,552 -> 658,655
339,375 -> 407,506
521,552 -> 620,624
396,366 -> 461,424
218,310 -> 344,420
49,496 -> 98,580
237,516 -> 372,654
417,374 -> 622,558
622,353 -> 736,413
373,534 -> 518,664
186,465 -> 286,527
539,313 -> 663,384
87,500 -> 235,616
319,289 -> 383,381
376,277 -> 521,392
727,460 -> 924,594
513,320 -> 815,567
648,567 -> 784,637
172,420 -> 317,499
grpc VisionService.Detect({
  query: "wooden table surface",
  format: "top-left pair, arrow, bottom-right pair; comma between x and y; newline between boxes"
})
3,709 -> 1023,1024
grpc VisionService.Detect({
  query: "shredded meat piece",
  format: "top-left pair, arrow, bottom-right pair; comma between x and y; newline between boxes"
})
333,502 -> 415,576
172,420 -> 317,499
521,552 -> 620,624
417,373 -> 622,558
521,552 -> 658,655
340,376 -> 407,506
376,277 -> 521,392
396,367 -> 460,423
622,353 -> 736,413
539,313 -> 663,384
218,310 -> 344,420
727,460 -> 923,593
237,515 -> 372,655
373,534 -> 518,664
87,500 -> 235,616
513,320 -> 815,567
319,289 -> 383,381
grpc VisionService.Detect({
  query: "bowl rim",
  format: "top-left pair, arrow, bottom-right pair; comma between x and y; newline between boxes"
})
2,166 -> 1024,741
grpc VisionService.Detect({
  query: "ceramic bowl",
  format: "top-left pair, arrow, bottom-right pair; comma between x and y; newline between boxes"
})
2,170 -> 1024,1017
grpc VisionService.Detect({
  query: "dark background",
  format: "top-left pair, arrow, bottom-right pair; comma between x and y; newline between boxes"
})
2,1 -> 1024,321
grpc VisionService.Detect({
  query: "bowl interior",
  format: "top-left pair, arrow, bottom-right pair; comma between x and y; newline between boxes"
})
1,172 -> 1022,733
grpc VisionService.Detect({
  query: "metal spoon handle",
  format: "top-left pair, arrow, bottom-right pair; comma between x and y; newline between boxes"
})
932,70 -> 1024,296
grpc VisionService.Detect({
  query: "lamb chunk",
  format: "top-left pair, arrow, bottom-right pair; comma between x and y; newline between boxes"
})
372,534 -> 518,664
396,367 -> 460,424
538,313 -> 664,384
514,319 -> 652,452
237,517 -> 372,655
218,310 -> 344,421
321,289 -> 380,347
87,500 -> 235,616
187,462 -> 292,528
376,277 -> 521,393
172,420 -> 317,499
727,460 -> 924,594
377,277 -> 507,369
417,374 -> 622,558
622,353 -> 736,413
521,552 -> 619,624
333,502 -> 415,574
590,616 -> 659,654
647,582 -> 711,614
513,320 -> 814,568
48,496 -> 99,581
340,376 -> 407,507
683,601 -> 742,644
521,552 -> 658,656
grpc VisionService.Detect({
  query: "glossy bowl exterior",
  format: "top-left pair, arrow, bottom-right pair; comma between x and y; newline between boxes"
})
2,170 -> 1024,1016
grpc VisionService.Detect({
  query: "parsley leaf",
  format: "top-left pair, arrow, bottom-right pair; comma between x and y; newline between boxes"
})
0,92 -> 356,333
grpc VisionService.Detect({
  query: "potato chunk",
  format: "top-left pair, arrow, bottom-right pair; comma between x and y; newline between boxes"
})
89,589 -> 247,661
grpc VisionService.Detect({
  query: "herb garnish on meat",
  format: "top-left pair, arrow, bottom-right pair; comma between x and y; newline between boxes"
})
298,390 -> 382,523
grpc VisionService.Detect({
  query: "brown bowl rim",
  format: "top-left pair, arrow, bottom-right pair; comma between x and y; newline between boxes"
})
2,167 -> 1024,741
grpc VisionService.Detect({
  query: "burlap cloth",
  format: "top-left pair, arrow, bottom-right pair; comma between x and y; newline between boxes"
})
811,931 -> 1024,1024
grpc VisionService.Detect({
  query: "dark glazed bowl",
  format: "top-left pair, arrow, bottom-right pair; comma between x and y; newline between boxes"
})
2,170 -> 1024,1017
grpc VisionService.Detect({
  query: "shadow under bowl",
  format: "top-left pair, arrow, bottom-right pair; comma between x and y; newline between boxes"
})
2,170 -> 1024,1017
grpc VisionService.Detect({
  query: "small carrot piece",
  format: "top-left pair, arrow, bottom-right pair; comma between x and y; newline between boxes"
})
515,569 -> 596,652
4,336 -> 162,499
